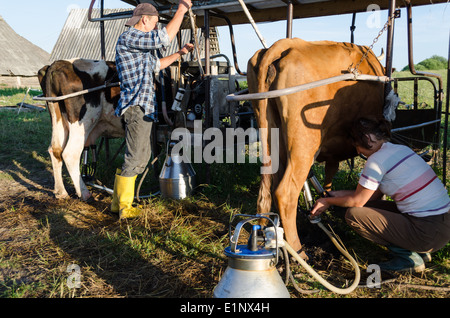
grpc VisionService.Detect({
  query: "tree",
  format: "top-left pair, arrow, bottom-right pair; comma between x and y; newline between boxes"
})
401,55 -> 447,71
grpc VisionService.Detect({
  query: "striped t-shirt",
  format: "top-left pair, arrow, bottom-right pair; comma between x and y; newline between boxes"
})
359,142 -> 450,217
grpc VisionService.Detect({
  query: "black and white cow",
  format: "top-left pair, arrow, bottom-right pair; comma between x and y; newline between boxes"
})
38,59 -> 124,201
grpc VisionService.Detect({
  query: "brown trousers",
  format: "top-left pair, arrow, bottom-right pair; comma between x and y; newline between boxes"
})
345,200 -> 450,253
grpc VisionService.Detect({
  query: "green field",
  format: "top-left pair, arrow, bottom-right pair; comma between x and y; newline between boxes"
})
393,69 -> 447,108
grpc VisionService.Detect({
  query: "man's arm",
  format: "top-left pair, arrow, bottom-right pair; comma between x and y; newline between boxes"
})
165,0 -> 192,41
159,43 -> 194,70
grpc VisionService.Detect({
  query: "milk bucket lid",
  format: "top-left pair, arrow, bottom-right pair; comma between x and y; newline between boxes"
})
224,245 -> 275,259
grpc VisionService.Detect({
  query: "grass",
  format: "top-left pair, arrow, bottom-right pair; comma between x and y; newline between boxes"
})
0,79 -> 449,299
0,85 -> 42,107
393,69 -> 447,108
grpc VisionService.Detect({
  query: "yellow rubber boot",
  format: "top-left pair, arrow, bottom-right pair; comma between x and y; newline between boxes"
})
114,173 -> 142,219
110,169 -> 122,214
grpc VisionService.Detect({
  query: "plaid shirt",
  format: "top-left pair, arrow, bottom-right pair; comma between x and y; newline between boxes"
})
115,27 -> 170,119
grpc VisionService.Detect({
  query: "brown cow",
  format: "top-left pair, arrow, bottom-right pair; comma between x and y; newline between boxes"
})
247,38 -> 386,256
38,59 -> 124,201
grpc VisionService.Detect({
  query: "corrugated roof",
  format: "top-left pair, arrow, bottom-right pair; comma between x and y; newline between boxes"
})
51,9 -> 126,62
50,8 -> 220,62
0,15 -> 50,76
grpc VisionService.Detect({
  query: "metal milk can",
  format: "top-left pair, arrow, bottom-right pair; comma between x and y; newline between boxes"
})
213,213 -> 290,298
159,141 -> 196,199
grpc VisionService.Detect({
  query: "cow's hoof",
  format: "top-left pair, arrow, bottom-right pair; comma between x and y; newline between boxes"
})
55,191 -> 69,199
81,192 -> 93,202
298,250 -> 309,261
294,248 -> 310,261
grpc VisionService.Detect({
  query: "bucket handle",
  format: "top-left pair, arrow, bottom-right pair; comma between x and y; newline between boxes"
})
229,213 -> 280,264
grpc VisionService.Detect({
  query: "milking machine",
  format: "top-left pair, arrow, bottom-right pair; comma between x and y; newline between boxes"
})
214,171 -> 361,298
81,145 -> 97,182
290,172 -> 361,295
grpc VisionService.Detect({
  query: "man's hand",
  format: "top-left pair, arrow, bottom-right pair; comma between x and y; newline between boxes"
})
166,0 -> 192,41
179,0 -> 192,11
310,198 -> 330,217
160,43 -> 194,70
179,43 -> 194,55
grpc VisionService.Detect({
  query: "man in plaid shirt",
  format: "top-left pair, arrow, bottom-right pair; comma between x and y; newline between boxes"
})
112,1 -> 193,219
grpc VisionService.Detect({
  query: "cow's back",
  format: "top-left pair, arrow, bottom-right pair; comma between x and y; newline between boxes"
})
250,38 -> 386,163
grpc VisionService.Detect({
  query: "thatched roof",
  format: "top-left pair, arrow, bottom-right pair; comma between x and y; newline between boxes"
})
0,15 -> 50,77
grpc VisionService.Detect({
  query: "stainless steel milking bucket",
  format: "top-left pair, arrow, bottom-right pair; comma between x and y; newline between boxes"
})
213,213 -> 290,298
159,142 -> 196,199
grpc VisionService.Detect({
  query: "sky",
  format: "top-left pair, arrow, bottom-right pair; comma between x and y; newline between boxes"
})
1,1 -> 449,71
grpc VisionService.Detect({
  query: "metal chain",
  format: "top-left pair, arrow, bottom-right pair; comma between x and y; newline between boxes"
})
349,12 -> 394,75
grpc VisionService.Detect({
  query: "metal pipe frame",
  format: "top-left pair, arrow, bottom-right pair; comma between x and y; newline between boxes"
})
286,1 -> 293,39
405,1 -> 444,91
100,0 -> 106,59
209,12 -> 246,75
384,0 -> 396,79
404,0 -> 446,185
393,76 -> 439,109
84,0 -> 448,187
226,73 -> 391,102
391,119 -> 442,132
444,31 -> 449,187
33,82 -> 120,102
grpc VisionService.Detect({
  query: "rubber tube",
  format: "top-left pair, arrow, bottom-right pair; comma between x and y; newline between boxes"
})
284,222 -> 361,295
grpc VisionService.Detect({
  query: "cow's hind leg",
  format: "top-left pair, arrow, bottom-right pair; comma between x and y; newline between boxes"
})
274,162 -> 309,259
49,146 -> 69,199
274,121 -> 320,259
62,123 -> 92,201
49,118 -> 69,199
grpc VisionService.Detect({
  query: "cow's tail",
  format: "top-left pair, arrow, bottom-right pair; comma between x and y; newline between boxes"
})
247,40 -> 288,215
248,39 -> 299,215
38,64 -> 64,162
